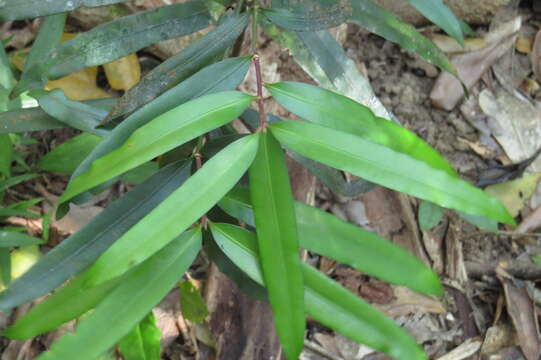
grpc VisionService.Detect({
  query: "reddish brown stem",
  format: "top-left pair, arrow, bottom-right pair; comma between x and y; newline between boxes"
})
253,55 -> 267,130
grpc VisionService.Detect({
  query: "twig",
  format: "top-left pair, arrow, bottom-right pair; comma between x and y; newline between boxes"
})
252,55 -> 266,130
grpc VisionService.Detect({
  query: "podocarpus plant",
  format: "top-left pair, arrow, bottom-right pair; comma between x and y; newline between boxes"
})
0,1 -> 514,359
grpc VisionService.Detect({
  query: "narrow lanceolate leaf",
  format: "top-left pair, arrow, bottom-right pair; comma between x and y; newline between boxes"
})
0,232 -> 44,247
45,2 -> 212,80
30,230 -> 201,360
261,5 -> 351,31
74,56 -> 251,179
270,121 -> 515,225
31,90 -> 109,137
80,134 -> 259,287
12,13 -> 67,97
219,187 -> 442,295
118,312 -> 162,360
0,98 -> 116,134
0,248 -> 10,286
0,134 -> 12,178
403,0 -> 464,45
38,133 -> 101,174
210,223 -> 426,360
106,12 -> 249,120
266,82 -> 457,176
349,1 -> 457,76
0,174 -> 38,192
0,161 -> 191,310
61,91 -> 255,203
248,131 -> 305,360
0,0 -> 129,21
0,43 -> 16,91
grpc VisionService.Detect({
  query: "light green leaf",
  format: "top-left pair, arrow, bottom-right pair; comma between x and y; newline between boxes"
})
267,81 -> 457,176
0,232 -> 44,247
248,131 -> 305,360
118,312 -> 162,360
38,133 -> 101,174
74,56 -> 251,179
80,134 -> 259,287
418,201 -> 444,231
106,12 -> 249,120
349,1 -> 457,76
46,2 -> 211,80
0,174 -> 38,192
210,223 -> 427,360
219,187 -> 442,295
0,42 -> 15,91
12,13 -> 67,97
179,281 -> 209,323
403,0 -> 463,45
60,91 -> 255,203
270,120 -> 514,225
0,161 -> 192,310
30,228 -> 201,360
0,0 -> 129,21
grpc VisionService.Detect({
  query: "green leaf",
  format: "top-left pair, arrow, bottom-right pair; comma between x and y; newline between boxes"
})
210,223 -> 427,360
0,161 -> 192,310
262,5 -> 350,31
0,248 -> 11,287
106,12 -> 249,120
0,98 -> 116,134
61,91 -> 254,203
179,281 -> 209,323
418,201 -> 444,231
267,81 -> 457,176
45,2 -> 211,80
0,0 -> 129,21
118,312 -> 162,360
459,212 -> 498,232
349,1 -> 457,76
0,174 -> 38,192
0,232 -> 44,247
12,13 -> 67,97
403,0 -> 463,45
119,162 -> 160,185
74,56 -> 251,180
219,187 -> 441,295
0,134 -> 12,178
248,131 -> 305,359
0,42 -> 15,91
30,229 -> 201,360
270,121 -> 514,225
38,133 -> 101,174
80,134 -> 259,287
30,90 -> 109,137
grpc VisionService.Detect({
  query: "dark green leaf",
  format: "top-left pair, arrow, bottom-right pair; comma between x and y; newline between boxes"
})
38,133 -> 101,174
79,134 -> 259,287
0,0 -> 129,21
459,211 -> 498,232
418,201 -> 444,231
20,229 -> 201,360
0,134 -> 12,178
179,281 -> 209,323
45,2 -> 211,80
219,187 -> 442,295
349,1 -> 458,76
74,56 -> 251,179
0,42 -> 15,91
267,82 -> 457,176
0,232 -> 44,247
210,223 -> 426,360
12,13 -> 67,97
0,248 -> 10,287
106,12 -> 249,120
61,91 -> 255,203
31,90 -> 109,137
0,161 -> 192,310
0,209 -> 40,219
248,131 -> 305,360
262,5 -> 351,31
0,174 -> 38,192
119,162 -> 160,185
270,121 -> 514,225
118,312 -> 162,360
403,0 -> 463,45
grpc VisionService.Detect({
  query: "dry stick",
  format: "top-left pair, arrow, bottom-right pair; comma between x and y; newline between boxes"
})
252,55 -> 267,130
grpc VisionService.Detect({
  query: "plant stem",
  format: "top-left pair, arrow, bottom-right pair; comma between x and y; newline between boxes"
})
253,55 -> 266,130
250,4 -> 258,54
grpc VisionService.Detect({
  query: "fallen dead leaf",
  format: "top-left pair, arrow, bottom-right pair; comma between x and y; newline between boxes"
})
480,324 -> 516,356
485,173 -> 541,217
376,286 -> 446,317
517,204 -> 541,233
103,53 -> 141,91
531,29 -> 541,81
435,338 -> 482,360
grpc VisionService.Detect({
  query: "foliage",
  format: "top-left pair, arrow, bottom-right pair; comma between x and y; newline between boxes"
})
0,1 -> 514,360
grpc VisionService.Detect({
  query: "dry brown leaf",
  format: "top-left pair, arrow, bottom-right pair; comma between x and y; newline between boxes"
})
435,338 -> 482,360
531,29 -> 541,82
376,286 -> 446,317
517,204 -> 541,233
430,34 -> 487,54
